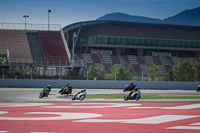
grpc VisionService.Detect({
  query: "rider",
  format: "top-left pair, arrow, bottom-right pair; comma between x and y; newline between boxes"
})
128,81 -> 136,91
79,88 -> 86,93
46,85 -> 51,93
74,88 -> 86,97
128,86 -> 139,97
42,85 -> 51,97
65,83 -> 72,94
60,83 -> 72,95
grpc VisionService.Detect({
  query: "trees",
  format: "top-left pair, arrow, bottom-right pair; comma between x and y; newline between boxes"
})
0,57 -> 6,65
88,65 -> 106,80
172,59 -> 194,81
192,53 -> 200,81
88,54 -> 200,82
106,65 -> 132,80
164,56 -> 200,82
146,64 -> 160,81
87,65 -> 132,80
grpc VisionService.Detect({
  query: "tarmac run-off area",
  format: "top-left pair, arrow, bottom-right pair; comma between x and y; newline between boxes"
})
0,102 -> 200,133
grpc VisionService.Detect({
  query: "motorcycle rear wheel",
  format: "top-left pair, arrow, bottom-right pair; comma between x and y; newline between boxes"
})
124,95 -> 128,101
80,95 -> 86,101
135,95 -> 140,101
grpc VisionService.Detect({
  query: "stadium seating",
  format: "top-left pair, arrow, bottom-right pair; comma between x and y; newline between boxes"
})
27,32 -> 44,66
110,55 -> 121,64
0,29 -> 33,64
144,56 -> 154,65
152,56 -> 162,65
166,56 -> 174,65
120,55 -> 130,64
136,56 -> 146,65
75,52 -> 196,76
38,31 -> 69,65
128,55 -> 137,64
91,54 -> 102,63
82,54 -> 93,64
171,57 -> 179,65
165,65 -> 172,72
132,64 -> 142,74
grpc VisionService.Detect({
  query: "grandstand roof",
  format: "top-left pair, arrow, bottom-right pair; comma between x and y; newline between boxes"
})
63,20 -> 200,34
63,20 -> 200,51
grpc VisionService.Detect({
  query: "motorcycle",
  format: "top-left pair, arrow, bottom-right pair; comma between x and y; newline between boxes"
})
72,91 -> 87,101
124,90 -> 141,101
39,87 -> 49,98
59,87 -> 72,95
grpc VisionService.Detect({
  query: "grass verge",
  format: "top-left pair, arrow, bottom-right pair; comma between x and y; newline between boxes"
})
87,94 -> 200,99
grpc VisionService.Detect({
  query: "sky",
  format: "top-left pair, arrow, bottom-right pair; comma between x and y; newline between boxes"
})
0,0 -> 200,27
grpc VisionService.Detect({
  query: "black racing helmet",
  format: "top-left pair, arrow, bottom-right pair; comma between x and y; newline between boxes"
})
134,87 -> 138,91
130,81 -> 134,85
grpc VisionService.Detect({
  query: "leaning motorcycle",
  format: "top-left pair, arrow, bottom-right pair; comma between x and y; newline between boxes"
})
39,88 -> 49,98
59,87 -> 72,95
72,91 -> 87,101
124,90 -> 141,101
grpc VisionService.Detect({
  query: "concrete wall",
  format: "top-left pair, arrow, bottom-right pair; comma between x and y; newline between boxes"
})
0,79 -> 199,90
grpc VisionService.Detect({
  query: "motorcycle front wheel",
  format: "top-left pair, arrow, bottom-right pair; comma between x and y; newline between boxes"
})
71,96 -> 75,100
39,92 -> 44,98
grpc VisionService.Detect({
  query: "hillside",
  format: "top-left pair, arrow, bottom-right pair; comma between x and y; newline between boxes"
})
97,12 -> 162,24
163,6 -> 200,26
97,7 -> 200,26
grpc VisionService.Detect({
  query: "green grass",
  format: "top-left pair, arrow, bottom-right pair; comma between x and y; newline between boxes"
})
87,94 -> 200,99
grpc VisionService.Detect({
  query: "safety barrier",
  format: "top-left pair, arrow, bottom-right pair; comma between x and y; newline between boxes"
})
0,79 -> 199,90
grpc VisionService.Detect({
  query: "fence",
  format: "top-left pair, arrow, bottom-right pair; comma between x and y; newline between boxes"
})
0,22 -> 61,31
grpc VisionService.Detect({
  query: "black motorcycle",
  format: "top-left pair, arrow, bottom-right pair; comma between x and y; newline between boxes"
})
39,87 -> 49,98
124,90 -> 141,101
59,87 -> 72,95
72,91 -> 87,101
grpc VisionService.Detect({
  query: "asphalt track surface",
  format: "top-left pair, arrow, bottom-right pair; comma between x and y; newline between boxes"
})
0,88 -> 200,102
0,88 -> 200,133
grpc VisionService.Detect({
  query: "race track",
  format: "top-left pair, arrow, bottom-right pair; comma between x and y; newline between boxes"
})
0,88 -> 199,102
0,102 -> 200,133
0,88 -> 200,133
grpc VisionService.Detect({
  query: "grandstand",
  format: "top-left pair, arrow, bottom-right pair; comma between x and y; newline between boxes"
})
0,20 -> 200,79
63,20 -> 200,76
0,24 -> 71,78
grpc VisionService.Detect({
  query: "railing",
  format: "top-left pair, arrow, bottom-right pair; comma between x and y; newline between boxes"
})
0,57 -> 71,67
0,22 -> 61,31
60,30 -> 71,64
